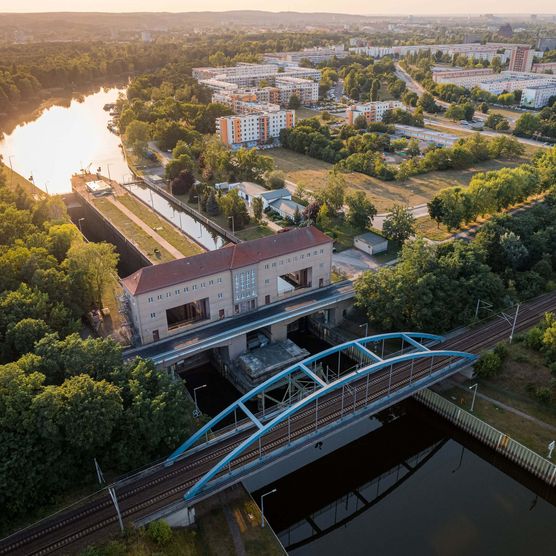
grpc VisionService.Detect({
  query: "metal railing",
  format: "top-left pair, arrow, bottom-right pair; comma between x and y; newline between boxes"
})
415,388 -> 556,487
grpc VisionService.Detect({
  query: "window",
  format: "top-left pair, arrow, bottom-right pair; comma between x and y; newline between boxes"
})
209,280 -> 214,285
150,312 -> 156,318
272,262 -> 276,267
265,278 -> 270,284
265,264 -> 269,269
201,282 -> 206,288
157,294 -> 163,300
175,289 -> 180,295
184,287 -> 189,292
320,249 -> 324,254
192,284 -> 197,290
218,292 -> 223,299
148,297 -> 154,303
217,277 -> 222,284
166,292 -> 171,298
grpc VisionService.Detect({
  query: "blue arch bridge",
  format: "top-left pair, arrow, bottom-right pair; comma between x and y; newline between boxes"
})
165,333 -> 476,504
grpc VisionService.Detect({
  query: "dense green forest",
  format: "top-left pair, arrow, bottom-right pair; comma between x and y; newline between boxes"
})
356,146 -> 556,333
0,164 -> 196,532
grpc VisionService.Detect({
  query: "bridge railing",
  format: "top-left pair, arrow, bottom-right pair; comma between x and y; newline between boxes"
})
415,388 -> 556,486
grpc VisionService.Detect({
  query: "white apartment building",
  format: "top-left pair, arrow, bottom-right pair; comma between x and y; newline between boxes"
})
217,110 -> 295,150
122,227 -> 333,345
346,100 -> 405,125
432,68 -> 495,87
264,45 -> 347,65
521,84 -> 556,108
274,76 -> 319,105
477,72 -> 556,95
395,125 -> 458,147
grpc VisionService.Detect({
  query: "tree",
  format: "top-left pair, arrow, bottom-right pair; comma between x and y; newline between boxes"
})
218,190 -> 250,230
126,120 -> 150,155
406,138 -> 421,157
354,114 -> 368,130
5,318 -> 51,358
267,170 -> 286,190
321,171 -> 346,212
252,196 -> 263,222
370,79 -> 380,102
64,242 -> 119,308
345,192 -> 377,231
205,190 -> 220,216
427,196 -> 445,228
231,148 -> 274,183
303,200 -> 322,222
164,153 -> 194,180
170,170 -> 195,196
382,205 -> 416,244
418,92 -> 439,113
288,94 -> 301,109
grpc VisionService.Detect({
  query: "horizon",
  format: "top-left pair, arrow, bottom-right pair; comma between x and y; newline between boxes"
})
1,4 -> 555,16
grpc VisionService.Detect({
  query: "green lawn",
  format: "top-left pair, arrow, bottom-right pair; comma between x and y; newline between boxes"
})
267,148 -> 527,213
1,162 -> 46,198
415,215 -> 453,241
93,198 -> 175,263
117,194 -> 204,257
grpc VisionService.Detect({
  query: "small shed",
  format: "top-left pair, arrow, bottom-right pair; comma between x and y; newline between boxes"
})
354,231 -> 388,255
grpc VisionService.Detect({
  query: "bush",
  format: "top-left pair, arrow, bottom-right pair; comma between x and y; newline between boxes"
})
534,386 -> 552,404
493,343 -> 508,361
146,520 -> 173,546
475,351 -> 503,378
523,326 -> 544,351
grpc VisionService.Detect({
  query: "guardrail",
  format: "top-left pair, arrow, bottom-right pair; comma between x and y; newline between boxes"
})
140,176 -> 242,244
415,388 -> 556,487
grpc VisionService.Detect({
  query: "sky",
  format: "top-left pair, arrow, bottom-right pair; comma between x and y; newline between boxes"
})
1,1 -> 555,15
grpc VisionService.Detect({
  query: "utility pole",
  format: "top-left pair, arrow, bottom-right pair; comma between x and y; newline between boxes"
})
509,304 -> 520,344
108,487 -> 124,532
94,458 -> 105,485
193,384 -> 207,418
228,216 -> 235,235
359,323 -> 368,337
8,155 -> 14,187
78,218 -> 85,234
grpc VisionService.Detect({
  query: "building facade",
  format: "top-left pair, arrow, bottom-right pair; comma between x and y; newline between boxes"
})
216,109 -> 295,150
508,46 -> 534,73
122,227 -> 333,345
346,100 -> 405,125
521,84 -> 556,108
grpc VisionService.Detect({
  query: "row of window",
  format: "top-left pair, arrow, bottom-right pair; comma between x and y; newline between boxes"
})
147,278 -> 223,303
264,249 -> 325,269
149,292 -> 224,319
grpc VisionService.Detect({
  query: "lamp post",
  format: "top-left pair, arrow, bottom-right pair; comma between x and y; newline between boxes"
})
193,384 -> 207,417
106,163 -> 112,183
359,323 -> 368,338
228,215 -> 235,235
78,218 -> 85,234
469,383 -> 478,413
260,488 -> 277,528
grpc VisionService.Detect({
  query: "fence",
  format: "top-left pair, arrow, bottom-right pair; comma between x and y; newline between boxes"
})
415,388 -> 556,487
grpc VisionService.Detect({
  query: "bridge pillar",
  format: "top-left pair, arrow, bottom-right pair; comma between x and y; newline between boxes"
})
227,334 -> 247,362
269,322 -> 288,342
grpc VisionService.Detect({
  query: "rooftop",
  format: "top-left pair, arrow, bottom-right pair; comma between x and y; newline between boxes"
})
356,231 -> 388,246
122,226 -> 332,296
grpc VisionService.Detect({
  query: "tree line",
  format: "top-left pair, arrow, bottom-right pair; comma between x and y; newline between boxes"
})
0,164 -> 196,532
356,180 -> 556,334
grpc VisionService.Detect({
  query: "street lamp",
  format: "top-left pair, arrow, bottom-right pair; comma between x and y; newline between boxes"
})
359,323 -> 368,337
7,155 -> 14,186
106,163 -> 112,183
78,218 -> 85,234
469,383 -> 478,413
193,384 -> 207,417
260,488 -> 277,528
228,216 -> 235,235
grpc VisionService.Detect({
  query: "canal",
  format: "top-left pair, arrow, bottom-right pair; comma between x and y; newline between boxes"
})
185,326 -> 556,555
0,86 -> 224,251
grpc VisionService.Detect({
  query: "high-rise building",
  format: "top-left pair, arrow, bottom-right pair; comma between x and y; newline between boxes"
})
509,46 -> 534,72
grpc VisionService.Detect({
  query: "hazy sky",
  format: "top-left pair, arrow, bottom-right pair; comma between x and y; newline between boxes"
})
1,1 -> 555,15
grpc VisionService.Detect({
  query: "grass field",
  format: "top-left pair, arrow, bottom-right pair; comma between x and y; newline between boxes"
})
117,194 -> 204,257
268,148 -> 524,212
93,198 -> 175,263
1,162 -> 46,198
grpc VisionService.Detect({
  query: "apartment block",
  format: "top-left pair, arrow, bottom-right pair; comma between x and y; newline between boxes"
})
432,68 -> 495,87
520,84 -> 556,108
509,46 -> 535,73
274,76 -> 319,105
264,45 -> 347,65
217,109 -> 295,150
533,62 -> 556,74
122,227 -> 333,345
346,100 -> 405,125
477,71 -> 556,95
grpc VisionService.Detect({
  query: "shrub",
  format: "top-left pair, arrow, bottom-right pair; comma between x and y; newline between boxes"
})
146,520 -> 173,545
523,326 -> 544,351
475,351 -> 503,378
534,386 -> 552,404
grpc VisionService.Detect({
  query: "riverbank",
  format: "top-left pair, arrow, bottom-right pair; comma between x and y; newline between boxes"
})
0,161 -> 45,198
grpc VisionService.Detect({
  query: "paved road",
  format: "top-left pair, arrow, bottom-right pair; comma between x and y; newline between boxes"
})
374,203 -> 429,230
124,281 -> 356,364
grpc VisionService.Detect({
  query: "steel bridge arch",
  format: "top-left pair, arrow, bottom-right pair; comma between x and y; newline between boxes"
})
166,332 -> 476,501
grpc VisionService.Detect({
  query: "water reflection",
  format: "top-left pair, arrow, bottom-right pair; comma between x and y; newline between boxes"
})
255,404 -> 556,556
0,88 -> 129,194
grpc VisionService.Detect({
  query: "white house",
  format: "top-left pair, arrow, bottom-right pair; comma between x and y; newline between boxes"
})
354,231 -> 388,255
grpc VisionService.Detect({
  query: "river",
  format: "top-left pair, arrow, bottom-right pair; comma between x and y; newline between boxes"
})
0,87 -> 225,250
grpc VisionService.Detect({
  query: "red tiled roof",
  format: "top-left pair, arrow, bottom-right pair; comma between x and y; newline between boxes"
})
122,226 -> 332,296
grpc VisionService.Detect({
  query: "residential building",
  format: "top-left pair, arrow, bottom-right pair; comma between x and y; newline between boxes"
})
216,109 -> 295,150
122,226 -> 333,345
346,100 -> 405,125
520,84 -> 556,109
508,46 -> 534,73
532,62 -> 556,74
432,68 -> 495,87
477,71 -> 556,95
537,37 -> 556,52
264,45 -> 347,65
274,76 -> 319,106
268,198 -> 305,221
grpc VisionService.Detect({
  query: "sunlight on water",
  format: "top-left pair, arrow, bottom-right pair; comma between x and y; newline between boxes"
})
0,88 -> 129,194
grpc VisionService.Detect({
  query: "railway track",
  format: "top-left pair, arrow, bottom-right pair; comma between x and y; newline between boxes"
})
2,291 -> 556,555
